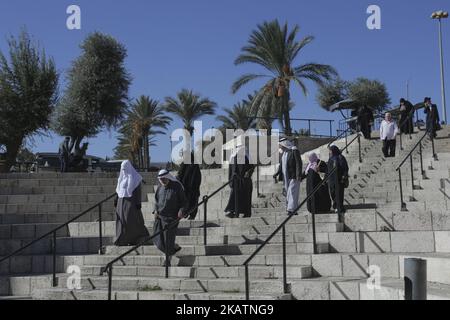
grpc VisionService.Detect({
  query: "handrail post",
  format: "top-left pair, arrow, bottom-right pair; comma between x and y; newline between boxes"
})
358,134 -> 362,163
399,169 -> 407,211
419,141 -> 426,179
108,265 -> 113,300
308,120 -> 311,136
282,225 -> 288,294
52,231 -> 57,287
329,121 -> 333,138
245,264 -> 250,300
400,133 -> 404,151
98,203 -> 104,255
311,193 -> 317,255
257,133 -> 260,197
431,135 -> 438,161
410,154 -> 415,193
203,196 -> 208,246
345,128 -> 349,154
165,233 -> 170,279
335,160 -> 341,215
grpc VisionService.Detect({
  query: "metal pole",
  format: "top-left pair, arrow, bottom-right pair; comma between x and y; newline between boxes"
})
165,233 -> 169,278
419,141 -> 425,179
404,258 -> 427,300
282,225 -> 288,294
108,266 -> 113,300
329,121 -> 333,137
311,193 -> 317,255
245,264 -> 250,300
400,133 -> 404,151
203,196 -> 208,246
410,154 -> 415,192
308,120 -> 311,136
399,170 -> 407,211
438,19 -> 447,125
431,135 -> 438,161
335,161 -> 341,215
98,203 -> 103,255
257,132 -> 260,197
52,232 -> 57,287
234,175 -> 238,217
358,134 -> 362,163
345,128 -> 349,154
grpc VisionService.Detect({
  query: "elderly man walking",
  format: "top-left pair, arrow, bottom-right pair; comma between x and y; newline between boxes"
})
380,113 -> 399,158
152,169 -> 187,264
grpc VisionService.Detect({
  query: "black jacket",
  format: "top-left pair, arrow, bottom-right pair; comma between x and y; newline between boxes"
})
276,149 -> 303,181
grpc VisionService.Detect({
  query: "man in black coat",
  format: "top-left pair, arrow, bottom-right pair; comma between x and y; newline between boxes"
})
424,97 -> 440,139
358,106 -> 374,139
399,98 -> 415,134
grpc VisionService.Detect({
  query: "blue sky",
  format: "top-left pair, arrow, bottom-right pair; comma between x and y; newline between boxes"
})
0,0 -> 449,162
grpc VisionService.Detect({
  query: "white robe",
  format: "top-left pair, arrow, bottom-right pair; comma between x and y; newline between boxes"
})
282,151 -> 301,213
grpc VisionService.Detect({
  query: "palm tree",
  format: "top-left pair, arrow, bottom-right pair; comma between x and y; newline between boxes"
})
164,89 -> 217,135
216,101 -> 256,131
118,96 -> 171,169
232,20 -> 338,135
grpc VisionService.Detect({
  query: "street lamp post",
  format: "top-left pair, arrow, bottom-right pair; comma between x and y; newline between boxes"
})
432,10 -> 449,125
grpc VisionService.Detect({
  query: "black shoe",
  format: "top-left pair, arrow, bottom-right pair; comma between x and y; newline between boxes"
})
174,245 -> 182,254
226,212 -> 236,219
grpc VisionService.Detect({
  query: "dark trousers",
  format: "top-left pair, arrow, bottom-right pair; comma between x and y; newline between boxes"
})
329,183 -> 345,213
382,139 -> 396,158
60,155 -> 69,173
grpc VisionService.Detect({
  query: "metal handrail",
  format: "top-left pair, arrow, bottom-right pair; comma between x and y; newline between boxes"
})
100,177 -> 236,300
0,192 -> 116,286
395,129 -> 436,211
242,133 -> 361,300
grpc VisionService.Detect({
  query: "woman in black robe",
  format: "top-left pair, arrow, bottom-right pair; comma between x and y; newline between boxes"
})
358,106 -> 374,139
177,153 -> 202,220
327,146 -> 349,215
225,145 -> 255,219
114,161 -> 149,246
302,153 -> 331,214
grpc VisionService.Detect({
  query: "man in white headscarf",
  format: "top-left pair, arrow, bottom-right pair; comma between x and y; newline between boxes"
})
225,142 -> 254,218
278,138 -> 303,216
152,169 -> 187,262
114,160 -> 149,246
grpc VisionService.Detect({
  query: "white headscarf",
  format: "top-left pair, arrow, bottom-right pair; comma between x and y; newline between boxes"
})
158,169 -> 184,189
230,142 -> 249,163
279,139 -> 297,151
116,160 -> 143,198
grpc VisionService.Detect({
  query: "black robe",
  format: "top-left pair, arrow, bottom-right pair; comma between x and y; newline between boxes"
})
225,155 -> 254,217
302,161 -> 331,214
152,180 -> 186,256
400,101 -> 414,134
177,163 -> 202,219
114,184 -> 150,246
425,104 -> 440,138
358,107 -> 374,139
327,154 -> 349,213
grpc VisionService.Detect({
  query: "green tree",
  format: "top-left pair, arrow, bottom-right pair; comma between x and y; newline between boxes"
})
0,30 -> 59,172
232,20 -> 337,135
52,32 -> 131,154
116,96 -> 171,169
316,78 -> 350,110
216,101 -> 256,131
164,89 -> 216,136
348,78 -> 391,112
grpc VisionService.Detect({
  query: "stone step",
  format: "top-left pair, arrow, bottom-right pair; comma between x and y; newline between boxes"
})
104,242 -> 330,256
34,287 -> 291,300
75,264 -> 312,280
0,236 -> 111,256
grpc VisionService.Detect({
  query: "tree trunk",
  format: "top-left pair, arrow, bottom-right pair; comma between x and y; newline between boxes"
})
283,95 -> 292,136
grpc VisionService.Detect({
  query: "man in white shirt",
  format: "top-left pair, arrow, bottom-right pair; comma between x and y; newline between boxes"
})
380,113 -> 399,158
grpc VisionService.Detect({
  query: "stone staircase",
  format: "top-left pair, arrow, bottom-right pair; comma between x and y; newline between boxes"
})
0,127 -> 449,300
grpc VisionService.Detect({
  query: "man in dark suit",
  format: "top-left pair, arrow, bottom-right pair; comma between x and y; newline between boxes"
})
58,137 -> 70,173
424,97 -> 440,139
